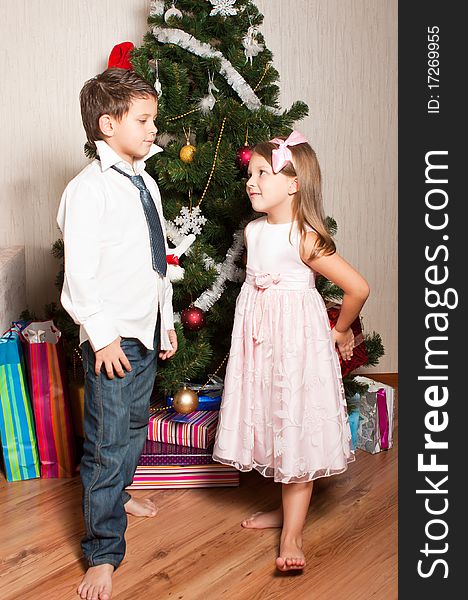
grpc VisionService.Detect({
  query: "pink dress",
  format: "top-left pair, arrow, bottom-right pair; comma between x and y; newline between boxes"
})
212,216 -> 354,483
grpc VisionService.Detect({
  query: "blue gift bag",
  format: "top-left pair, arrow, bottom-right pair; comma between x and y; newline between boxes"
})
0,328 -> 40,481
347,393 -> 361,450
348,408 -> 360,450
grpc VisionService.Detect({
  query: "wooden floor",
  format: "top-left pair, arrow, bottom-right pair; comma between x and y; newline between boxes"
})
0,374 -> 397,600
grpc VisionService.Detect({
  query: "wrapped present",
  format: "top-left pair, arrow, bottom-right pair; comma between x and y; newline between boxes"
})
0,327 -> 40,481
128,463 -> 239,489
327,304 -> 369,377
148,407 -> 218,449
166,393 -> 221,411
21,321 -> 76,477
184,374 -> 223,396
139,440 -> 215,466
353,376 -> 395,454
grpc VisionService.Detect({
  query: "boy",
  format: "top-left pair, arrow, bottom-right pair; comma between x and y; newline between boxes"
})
57,68 -> 177,600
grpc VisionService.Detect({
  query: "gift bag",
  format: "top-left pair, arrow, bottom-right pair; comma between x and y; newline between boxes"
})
346,393 -> 361,450
353,376 -> 395,454
0,327 -> 40,481
327,303 -> 369,377
21,321 -> 76,478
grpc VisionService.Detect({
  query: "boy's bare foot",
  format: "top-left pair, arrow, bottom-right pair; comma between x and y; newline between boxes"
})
124,497 -> 158,517
276,536 -> 306,572
241,508 -> 283,529
77,564 -> 114,600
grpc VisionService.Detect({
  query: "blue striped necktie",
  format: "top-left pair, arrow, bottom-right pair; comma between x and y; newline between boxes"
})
111,165 -> 167,276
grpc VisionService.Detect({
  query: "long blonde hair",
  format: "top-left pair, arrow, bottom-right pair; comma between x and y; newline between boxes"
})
253,138 -> 336,260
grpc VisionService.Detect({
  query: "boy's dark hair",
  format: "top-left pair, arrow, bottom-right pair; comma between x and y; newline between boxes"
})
80,67 -> 158,150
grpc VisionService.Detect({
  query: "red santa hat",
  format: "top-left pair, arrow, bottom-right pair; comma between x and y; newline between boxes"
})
108,42 -> 135,70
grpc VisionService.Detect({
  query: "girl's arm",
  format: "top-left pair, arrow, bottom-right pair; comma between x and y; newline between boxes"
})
302,233 -> 370,359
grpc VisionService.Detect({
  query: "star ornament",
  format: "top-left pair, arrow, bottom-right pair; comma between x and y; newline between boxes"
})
209,0 -> 238,17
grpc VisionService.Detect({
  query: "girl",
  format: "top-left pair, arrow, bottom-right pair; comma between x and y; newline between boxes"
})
212,131 -> 370,572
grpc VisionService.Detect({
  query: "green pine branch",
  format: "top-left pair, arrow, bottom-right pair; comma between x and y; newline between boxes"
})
156,322 -> 213,396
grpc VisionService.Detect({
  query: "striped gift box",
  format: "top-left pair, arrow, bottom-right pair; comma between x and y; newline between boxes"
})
128,464 -> 239,489
148,408 -> 218,449
139,440 -> 215,466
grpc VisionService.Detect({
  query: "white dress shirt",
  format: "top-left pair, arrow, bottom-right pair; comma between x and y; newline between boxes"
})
57,140 -> 174,352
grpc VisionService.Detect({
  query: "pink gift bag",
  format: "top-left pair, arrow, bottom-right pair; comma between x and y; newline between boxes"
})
21,321 -> 76,478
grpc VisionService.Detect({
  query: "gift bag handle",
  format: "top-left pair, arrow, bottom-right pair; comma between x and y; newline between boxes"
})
1,320 -> 29,339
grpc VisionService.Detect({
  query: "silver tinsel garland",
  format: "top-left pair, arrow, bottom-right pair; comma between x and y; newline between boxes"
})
151,26 -> 280,114
193,228 -> 245,311
155,15 -> 267,314
166,219 -> 245,313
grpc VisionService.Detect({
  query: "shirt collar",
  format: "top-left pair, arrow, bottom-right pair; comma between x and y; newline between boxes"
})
95,140 -> 163,175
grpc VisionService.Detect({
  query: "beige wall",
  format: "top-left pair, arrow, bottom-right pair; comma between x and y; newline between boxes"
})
0,0 -> 397,372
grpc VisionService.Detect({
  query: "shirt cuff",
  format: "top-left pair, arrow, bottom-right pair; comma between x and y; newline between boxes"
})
82,313 -> 119,352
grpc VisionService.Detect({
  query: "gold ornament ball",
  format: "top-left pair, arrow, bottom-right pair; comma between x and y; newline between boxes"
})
180,143 -> 196,163
172,386 -> 199,414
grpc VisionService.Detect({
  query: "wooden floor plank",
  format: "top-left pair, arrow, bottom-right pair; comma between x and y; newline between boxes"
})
0,374 -> 397,600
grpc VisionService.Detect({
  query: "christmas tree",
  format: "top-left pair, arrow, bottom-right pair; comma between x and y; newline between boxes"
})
130,0 -> 310,395
47,0 -> 383,400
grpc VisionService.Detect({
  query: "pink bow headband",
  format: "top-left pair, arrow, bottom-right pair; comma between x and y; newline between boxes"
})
269,130 -> 308,173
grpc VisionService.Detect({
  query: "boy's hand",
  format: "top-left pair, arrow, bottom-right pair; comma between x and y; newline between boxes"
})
159,329 -> 178,360
94,337 -> 132,379
332,327 -> 355,361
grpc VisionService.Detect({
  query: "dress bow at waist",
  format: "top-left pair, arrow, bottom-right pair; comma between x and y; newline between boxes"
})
245,268 -> 315,344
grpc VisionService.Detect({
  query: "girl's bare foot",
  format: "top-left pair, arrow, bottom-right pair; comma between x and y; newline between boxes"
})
77,564 -> 114,600
124,497 -> 158,517
276,536 -> 306,572
241,508 -> 283,529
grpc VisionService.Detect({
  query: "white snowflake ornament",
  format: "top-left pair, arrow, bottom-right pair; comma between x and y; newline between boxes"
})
174,206 -> 207,235
209,0 -> 238,18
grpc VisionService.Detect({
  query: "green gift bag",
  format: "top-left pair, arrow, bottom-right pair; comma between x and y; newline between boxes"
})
0,327 -> 40,481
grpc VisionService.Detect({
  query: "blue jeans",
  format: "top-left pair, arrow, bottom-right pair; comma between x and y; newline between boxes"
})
80,320 -> 160,568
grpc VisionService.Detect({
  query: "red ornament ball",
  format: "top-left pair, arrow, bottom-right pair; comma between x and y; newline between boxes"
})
236,145 -> 253,172
181,306 -> 206,331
